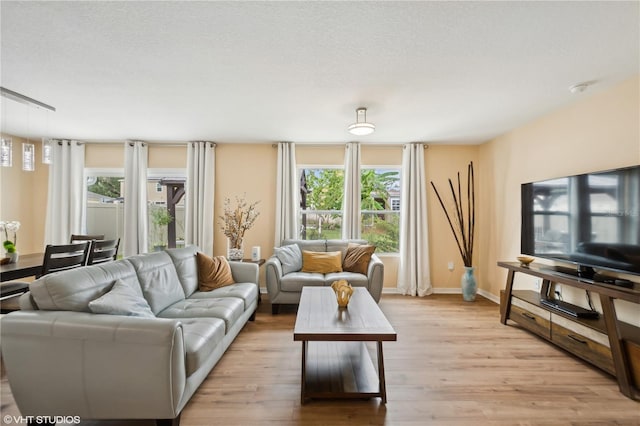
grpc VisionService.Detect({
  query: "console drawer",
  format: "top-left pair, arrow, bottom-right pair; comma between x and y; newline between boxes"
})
510,301 -> 551,340
551,322 -> 614,375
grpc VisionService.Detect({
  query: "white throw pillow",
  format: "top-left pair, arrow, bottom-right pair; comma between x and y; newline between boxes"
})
274,244 -> 303,275
88,279 -> 155,318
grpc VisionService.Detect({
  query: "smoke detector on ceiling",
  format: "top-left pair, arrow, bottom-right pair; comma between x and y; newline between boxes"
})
569,81 -> 595,94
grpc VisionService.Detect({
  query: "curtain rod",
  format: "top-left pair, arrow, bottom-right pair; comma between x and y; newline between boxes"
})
272,143 -> 415,148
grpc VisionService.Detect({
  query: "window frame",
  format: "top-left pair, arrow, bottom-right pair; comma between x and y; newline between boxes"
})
360,165 -> 402,255
298,165 -> 345,241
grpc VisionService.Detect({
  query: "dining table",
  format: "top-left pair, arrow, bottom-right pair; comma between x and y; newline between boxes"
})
0,253 -> 44,282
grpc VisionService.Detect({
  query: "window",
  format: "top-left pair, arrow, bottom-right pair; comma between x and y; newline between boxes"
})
85,168 -> 186,253
86,170 -> 125,249
298,166 -> 401,253
361,168 -> 401,253
299,167 -> 344,240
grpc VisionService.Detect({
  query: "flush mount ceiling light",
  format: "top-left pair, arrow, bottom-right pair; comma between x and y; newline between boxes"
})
348,107 -> 375,136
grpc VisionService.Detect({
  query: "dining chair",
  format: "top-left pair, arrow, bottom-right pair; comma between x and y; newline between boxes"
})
41,241 -> 91,276
0,282 -> 31,313
1,242 -> 91,313
69,234 -> 104,244
87,238 -> 120,265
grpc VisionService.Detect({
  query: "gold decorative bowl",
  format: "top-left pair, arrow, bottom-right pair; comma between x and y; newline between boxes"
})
517,255 -> 535,267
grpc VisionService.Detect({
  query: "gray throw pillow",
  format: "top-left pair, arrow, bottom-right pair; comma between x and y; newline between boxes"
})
274,244 -> 303,275
88,279 -> 155,318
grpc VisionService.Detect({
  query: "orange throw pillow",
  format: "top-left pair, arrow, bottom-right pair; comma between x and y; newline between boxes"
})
342,243 -> 376,275
301,251 -> 343,274
196,252 -> 235,291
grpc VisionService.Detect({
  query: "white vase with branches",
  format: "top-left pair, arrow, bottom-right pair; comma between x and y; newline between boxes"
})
219,195 -> 260,260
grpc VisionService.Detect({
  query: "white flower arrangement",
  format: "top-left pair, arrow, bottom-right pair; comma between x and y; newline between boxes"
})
0,220 -> 21,254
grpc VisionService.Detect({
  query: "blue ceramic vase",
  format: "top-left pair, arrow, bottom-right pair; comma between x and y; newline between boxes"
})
461,266 -> 477,302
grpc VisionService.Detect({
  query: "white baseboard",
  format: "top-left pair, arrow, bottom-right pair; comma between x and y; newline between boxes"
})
261,287 -> 500,305
381,287 -> 499,305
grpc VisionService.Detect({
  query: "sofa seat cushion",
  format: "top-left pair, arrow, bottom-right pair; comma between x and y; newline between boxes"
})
157,297 -> 245,333
325,272 -> 370,287
180,318 -> 225,376
280,272 -> 325,292
188,283 -> 258,311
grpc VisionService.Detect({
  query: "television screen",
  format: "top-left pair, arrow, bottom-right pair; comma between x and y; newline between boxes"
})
521,165 -> 640,277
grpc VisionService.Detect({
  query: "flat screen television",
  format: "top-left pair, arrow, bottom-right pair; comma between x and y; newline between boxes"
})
521,165 -> 640,279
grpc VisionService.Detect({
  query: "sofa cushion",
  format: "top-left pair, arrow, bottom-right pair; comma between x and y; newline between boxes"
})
128,251 -> 186,315
180,318 -> 225,376
166,245 -> 199,296
301,250 -> 343,274
88,279 -> 155,318
343,243 -> 376,275
280,272 -> 325,292
273,244 -> 303,274
28,259 -> 141,312
282,239 -> 326,252
326,239 -> 369,261
157,297 -> 245,334
325,271 -> 370,288
196,253 -> 235,291
189,283 -> 258,311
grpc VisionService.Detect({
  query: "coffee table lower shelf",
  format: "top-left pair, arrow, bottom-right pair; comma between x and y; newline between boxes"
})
301,340 -> 386,404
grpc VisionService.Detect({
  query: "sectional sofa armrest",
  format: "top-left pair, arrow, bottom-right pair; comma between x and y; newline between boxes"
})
367,254 -> 384,302
1,311 -> 186,419
265,257 -> 284,298
229,261 -> 259,285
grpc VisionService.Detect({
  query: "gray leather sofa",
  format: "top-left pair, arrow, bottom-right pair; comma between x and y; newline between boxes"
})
0,245 -> 258,426
265,239 -> 384,314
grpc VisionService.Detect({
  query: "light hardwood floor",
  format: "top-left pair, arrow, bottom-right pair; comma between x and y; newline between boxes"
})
2,294 -> 639,425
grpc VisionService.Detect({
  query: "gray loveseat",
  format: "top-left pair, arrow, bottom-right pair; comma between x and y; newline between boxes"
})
265,239 -> 384,314
0,245 -> 258,426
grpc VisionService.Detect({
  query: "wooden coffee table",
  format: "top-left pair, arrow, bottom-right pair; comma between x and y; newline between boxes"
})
293,286 -> 397,404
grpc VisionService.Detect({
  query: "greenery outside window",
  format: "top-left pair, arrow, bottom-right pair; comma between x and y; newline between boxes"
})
361,168 -> 400,253
299,167 -> 344,240
298,166 -> 401,253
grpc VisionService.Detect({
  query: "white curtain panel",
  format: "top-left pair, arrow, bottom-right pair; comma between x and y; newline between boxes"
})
342,142 -> 361,239
185,141 -> 215,256
274,142 -> 299,245
123,141 -> 148,257
44,140 -> 86,244
397,143 -> 432,296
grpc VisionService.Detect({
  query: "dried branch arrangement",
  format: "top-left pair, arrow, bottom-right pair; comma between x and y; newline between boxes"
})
430,162 -> 475,267
219,195 -> 260,249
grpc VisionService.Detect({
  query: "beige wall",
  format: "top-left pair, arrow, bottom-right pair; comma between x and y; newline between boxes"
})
426,145 -> 480,289
0,135 -> 48,254
3,75 -> 638,300
477,75 -> 640,311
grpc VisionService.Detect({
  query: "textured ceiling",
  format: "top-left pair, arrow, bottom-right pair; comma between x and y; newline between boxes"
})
1,1 -> 638,144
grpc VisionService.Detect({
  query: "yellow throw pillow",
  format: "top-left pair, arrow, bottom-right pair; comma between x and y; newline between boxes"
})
301,250 -> 343,274
343,243 -> 376,275
196,252 -> 235,291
